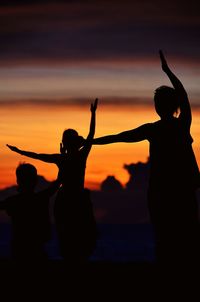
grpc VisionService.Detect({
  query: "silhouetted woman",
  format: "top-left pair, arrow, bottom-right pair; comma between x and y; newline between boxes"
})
7,99 -> 98,262
93,52 -> 200,267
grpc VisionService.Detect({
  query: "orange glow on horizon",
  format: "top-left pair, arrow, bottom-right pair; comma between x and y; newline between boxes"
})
0,103 -> 200,190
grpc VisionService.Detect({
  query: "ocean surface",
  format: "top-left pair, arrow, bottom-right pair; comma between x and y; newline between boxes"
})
0,223 -> 155,262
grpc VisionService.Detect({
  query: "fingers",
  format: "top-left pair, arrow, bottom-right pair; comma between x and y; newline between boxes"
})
159,50 -> 165,62
6,144 -> 17,152
91,98 -> 98,111
93,98 -> 98,109
94,98 -> 98,108
159,50 -> 170,73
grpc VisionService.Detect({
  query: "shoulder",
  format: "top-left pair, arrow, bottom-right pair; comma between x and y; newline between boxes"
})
5,194 -> 20,203
2,194 -> 21,212
79,144 -> 91,159
142,122 -> 154,129
36,189 -> 50,200
140,122 -> 155,139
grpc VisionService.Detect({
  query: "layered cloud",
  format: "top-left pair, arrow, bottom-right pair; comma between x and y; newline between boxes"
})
0,1 -> 199,105
0,0 -> 199,65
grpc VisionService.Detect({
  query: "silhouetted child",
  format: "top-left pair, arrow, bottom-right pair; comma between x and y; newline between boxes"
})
0,163 -> 60,261
7,99 -> 98,263
93,51 -> 200,268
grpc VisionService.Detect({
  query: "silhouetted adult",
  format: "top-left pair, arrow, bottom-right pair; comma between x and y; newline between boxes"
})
7,99 -> 98,263
0,163 -> 60,260
93,52 -> 200,267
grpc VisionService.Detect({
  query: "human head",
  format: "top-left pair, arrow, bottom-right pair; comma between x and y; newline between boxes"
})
16,163 -> 37,192
62,129 -> 85,152
154,86 -> 179,118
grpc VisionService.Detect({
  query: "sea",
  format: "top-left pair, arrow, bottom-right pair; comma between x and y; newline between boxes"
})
0,223 -> 155,262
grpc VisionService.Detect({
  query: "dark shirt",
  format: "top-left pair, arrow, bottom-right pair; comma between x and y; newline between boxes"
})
0,185 -> 58,245
57,152 -> 87,191
139,117 -> 200,192
46,151 -> 88,192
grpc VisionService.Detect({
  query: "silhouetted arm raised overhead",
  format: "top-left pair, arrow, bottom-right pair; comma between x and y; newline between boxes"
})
93,124 -> 150,145
6,144 -> 60,164
159,50 -> 191,128
82,98 -> 98,155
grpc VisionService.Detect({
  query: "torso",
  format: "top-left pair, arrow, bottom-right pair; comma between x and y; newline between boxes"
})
6,192 -> 50,243
146,117 -> 199,192
57,151 -> 87,192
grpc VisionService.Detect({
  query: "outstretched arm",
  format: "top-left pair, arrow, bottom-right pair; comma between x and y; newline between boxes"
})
159,50 -> 191,128
93,124 -> 150,145
82,99 -> 98,155
6,144 -> 59,164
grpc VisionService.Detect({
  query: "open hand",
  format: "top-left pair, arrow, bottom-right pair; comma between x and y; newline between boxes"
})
159,50 -> 169,72
6,144 -> 19,152
91,98 -> 98,113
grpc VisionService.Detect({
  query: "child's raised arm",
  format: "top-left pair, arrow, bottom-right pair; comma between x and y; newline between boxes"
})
6,144 -> 60,164
159,50 -> 191,128
82,98 -> 98,156
87,98 -> 98,140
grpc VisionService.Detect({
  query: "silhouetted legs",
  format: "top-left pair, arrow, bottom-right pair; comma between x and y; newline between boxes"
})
54,189 -> 97,263
11,240 -> 48,261
148,189 -> 200,270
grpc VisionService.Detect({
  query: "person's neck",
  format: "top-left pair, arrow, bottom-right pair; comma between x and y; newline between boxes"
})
160,115 -> 175,121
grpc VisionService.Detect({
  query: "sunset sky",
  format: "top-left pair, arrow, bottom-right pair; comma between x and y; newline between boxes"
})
0,0 -> 200,189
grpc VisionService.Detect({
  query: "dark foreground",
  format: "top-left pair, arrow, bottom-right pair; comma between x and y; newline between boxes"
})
0,260 -> 198,300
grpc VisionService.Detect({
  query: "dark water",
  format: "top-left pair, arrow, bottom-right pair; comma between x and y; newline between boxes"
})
0,223 -> 155,262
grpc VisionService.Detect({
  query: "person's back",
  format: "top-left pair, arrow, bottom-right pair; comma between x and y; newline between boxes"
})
147,117 -> 199,192
57,151 -> 87,191
0,163 -> 60,260
5,190 -> 51,259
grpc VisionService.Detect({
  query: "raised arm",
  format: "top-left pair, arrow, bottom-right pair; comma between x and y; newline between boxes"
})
93,124 -> 150,145
159,50 -> 191,127
6,144 -> 59,164
82,99 -> 98,155
87,98 -> 98,140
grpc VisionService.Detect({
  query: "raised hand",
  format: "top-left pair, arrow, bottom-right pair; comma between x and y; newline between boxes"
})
6,144 -> 19,153
159,50 -> 170,73
90,98 -> 98,113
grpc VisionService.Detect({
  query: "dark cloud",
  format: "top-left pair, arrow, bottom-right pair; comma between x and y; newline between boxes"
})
0,96 -> 153,107
0,1 -> 200,64
1,96 -> 200,109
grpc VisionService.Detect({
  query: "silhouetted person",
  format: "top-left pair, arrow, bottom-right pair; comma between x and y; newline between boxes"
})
7,99 -> 98,263
0,163 -> 60,261
93,51 -> 200,268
